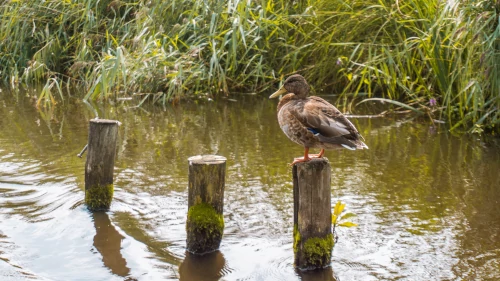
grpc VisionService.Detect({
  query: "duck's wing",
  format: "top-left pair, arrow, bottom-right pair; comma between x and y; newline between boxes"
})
290,96 -> 368,149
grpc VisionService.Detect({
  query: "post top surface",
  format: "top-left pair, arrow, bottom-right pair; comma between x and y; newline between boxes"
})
90,118 -> 121,125
293,157 -> 330,166
188,155 -> 227,164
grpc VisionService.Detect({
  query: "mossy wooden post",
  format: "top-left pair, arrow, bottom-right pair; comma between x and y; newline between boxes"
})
85,119 -> 119,211
187,155 -> 226,254
293,158 -> 333,270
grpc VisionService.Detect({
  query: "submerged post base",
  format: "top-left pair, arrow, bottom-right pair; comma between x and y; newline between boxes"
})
85,184 -> 114,211
294,224 -> 334,270
186,203 -> 224,254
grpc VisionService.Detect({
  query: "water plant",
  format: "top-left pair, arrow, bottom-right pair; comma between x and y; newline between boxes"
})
0,0 -> 498,134
332,200 -> 357,232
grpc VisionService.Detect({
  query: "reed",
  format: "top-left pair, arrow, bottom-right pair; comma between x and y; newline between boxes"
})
0,0 -> 498,134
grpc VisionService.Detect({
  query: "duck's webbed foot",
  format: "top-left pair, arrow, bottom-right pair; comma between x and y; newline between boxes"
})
289,148 -> 325,166
290,156 -> 312,166
290,147 -> 313,166
308,149 -> 325,159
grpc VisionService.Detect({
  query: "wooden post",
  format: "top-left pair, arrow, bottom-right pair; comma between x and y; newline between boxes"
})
186,155 -> 226,254
85,119 -> 120,211
293,158 -> 333,270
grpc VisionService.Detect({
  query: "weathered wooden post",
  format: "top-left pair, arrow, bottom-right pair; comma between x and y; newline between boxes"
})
293,158 -> 333,270
186,155 -> 226,254
85,119 -> 120,211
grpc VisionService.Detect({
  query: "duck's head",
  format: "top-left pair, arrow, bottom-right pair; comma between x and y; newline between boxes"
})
269,74 -> 310,99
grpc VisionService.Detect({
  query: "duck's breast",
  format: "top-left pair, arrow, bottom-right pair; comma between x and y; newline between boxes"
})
277,103 -> 318,147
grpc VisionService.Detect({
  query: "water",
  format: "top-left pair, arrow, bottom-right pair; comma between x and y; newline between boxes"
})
0,92 -> 499,281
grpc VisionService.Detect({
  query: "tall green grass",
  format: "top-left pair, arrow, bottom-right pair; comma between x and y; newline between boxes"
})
0,0 -> 498,134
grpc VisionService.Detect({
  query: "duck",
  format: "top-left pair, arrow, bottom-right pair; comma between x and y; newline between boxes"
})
269,74 -> 368,165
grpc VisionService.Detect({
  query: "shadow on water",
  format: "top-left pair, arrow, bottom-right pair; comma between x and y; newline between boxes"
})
92,211 -> 130,277
179,251 -> 227,281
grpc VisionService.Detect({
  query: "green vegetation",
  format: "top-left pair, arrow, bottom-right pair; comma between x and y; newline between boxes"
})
332,200 -> 358,231
85,184 -> 114,210
0,0 -> 498,133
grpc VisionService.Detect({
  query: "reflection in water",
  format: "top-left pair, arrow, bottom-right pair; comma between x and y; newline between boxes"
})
297,267 -> 339,281
179,251 -> 227,281
112,211 -> 183,266
92,212 -> 130,277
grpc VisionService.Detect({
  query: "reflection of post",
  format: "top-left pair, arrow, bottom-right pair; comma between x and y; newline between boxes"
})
85,119 -> 120,210
92,212 -> 130,277
293,158 -> 333,270
179,251 -> 226,281
186,155 -> 226,254
297,266 -> 339,281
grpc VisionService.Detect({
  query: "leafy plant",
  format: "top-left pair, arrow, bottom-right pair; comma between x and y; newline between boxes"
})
332,200 -> 357,233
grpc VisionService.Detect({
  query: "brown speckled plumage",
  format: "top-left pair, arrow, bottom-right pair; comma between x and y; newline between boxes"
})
270,74 -> 367,164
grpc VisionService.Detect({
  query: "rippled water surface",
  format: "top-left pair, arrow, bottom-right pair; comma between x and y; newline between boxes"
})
0,92 -> 499,281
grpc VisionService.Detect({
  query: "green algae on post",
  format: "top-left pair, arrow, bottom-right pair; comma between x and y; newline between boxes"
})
293,224 -> 301,253
85,184 -> 114,211
302,234 -> 334,268
294,223 -> 334,269
186,203 -> 224,254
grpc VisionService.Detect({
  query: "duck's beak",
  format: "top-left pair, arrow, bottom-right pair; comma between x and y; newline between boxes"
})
269,86 -> 287,99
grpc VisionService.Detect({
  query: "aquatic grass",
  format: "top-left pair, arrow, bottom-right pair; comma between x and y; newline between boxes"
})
37,78 -> 64,108
0,0 -> 498,133
327,0 -> 499,134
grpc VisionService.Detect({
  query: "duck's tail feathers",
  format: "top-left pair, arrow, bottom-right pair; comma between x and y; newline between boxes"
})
341,144 -> 356,150
341,140 -> 368,150
356,140 -> 369,149
317,135 -> 368,150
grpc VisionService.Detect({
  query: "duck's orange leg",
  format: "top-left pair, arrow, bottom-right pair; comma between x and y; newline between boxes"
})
309,149 -> 325,158
290,147 -> 312,166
